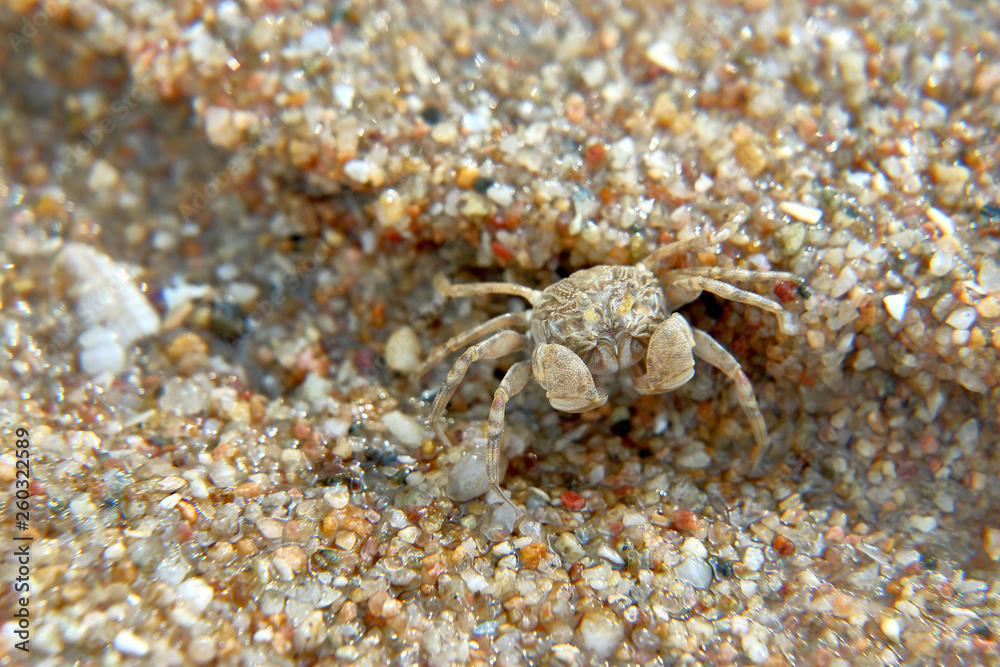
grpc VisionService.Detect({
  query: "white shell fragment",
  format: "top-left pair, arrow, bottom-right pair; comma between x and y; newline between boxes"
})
57,242 -> 161,376
883,292 -> 909,322
778,200 -> 824,224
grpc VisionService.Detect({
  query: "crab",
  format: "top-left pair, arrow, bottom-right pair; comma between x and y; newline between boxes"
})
414,222 -> 805,506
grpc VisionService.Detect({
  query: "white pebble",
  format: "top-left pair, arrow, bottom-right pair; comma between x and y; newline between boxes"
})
681,537 -> 708,559
676,441 -> 711,469
675,556 -> 713,589
577,610 -> 624,658
322,418 -> 350,439
945,307 -> 976,330
926,206 -> 955,236
447,446 -> 489,501
853,348 -> 876,371
845,238 -> 868,259
88,159 -> 120,191
883,292 -> 909,321
830,265 -> 858,298
78,328 -> 127,376
300,28 -> 331,52
332,83 -> 355,109
743,547 -> 764,572
225,281 -> 260,305
114,630 -> 150,656
880,617 -> 901,643
461,111 -> 490,133
343,160 -> 373,183
581,59 -> 608,87
910,516 -> 937,533
928,252 -> 954,277
159,377 -> 209,416
69,496 -> 98,519
208,461 -> 239,488
597,544 -> 625,566
297,373 -> 333,407
693,173 -> 714,193
957,368 -> 987,393
176,577 -> 214,615
385,326 -> 422,374
956,419 -> 979,447
741,633 -> 770,664
608,137 -> 636,170
978,257 -> 1000,292
934,494 -> 955,513
204,107 -> 242,149
381,410 -> 426,448
486,183 -> 515,206
645,39 -> 681,73
779,200 -> 823,224
894,549 -> 921,568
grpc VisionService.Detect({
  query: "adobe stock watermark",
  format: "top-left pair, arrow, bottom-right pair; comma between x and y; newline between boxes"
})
6,0 -> 59,54
51,73 -> 161,182
178,119 -> 281,222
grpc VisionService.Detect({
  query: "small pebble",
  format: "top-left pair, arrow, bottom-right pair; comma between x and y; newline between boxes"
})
831,265 -> 858,298
926,206 -> 955,235
272,545 -> 307,578
486,183 -> 515,206
977,296 -> 999,319
675,556 -> 713,589
883,292 -> 909,321
113,630 -> 150,656
743,547 -> 764,572
676,441 -> 711,469
945,307 -> 976,330
779,200 -> 823,224
381,410 -> 426,448
645,40 -> 681,73
175,577 -> 214,615
881,617 -> 901,643
332,83 -> 355,108
343,160 -> 373,183
561,490 -> 586,510
741,633 -> 770,664
376,189 -> 406,227
447,447 -> 489,501
928,253 -> 954,277
385,326 -> 422,374
578,609 -> 624,658
88,159 -> 120,191
984,526 -> 1000,561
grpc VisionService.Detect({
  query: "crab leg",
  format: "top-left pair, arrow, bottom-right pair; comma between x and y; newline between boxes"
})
638,228 -> 732,269
412,311 -> 531,380
690,328 -> 769,469
427,330 -> 527,446
662,275 -> 786,315
668,266 -> 804,286
486,360 -> 531,509
434,273 -> 542,306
